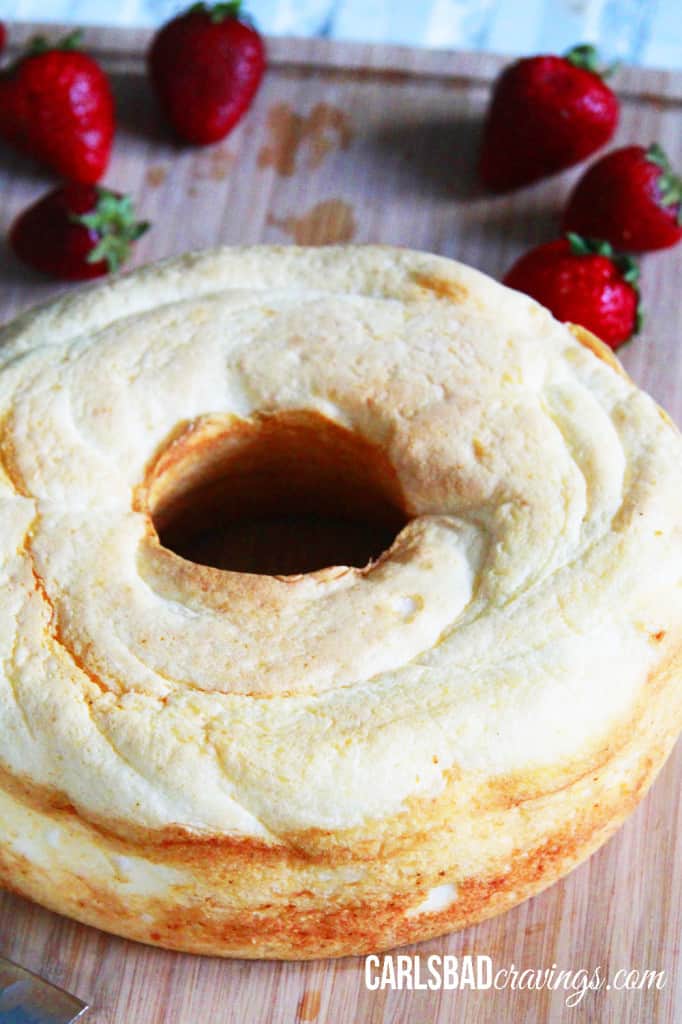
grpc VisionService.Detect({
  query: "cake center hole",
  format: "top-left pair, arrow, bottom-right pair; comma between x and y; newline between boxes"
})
146,410 -> 410,576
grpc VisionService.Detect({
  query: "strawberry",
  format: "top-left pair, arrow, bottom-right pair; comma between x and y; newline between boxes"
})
148,1 -> 265,146
0,29 -> 114,183
0,23 -> 6,56
478,44 -> 619,192
503,234 -> 641,350
563,144 -> 682,252
10,184 -> 149,281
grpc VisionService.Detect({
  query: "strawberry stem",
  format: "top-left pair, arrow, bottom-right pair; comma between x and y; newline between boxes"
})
646,143 -> 682,225
564,43 -> 618,79
186,1 -> 243,22
566,233 -> 642,335
566,232 -> 640,281
566,232 -> 615,258
73,188 -> 150,274
646,142 -> 668,168
25,28 -> 83,56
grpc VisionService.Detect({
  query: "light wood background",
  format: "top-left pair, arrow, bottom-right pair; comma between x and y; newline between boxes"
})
0,25 -> 680,1024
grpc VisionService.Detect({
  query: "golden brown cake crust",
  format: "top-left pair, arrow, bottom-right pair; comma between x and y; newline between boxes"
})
0,246 -> 680,958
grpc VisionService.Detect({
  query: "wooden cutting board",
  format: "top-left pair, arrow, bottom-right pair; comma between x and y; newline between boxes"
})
0,24 -> 681,1024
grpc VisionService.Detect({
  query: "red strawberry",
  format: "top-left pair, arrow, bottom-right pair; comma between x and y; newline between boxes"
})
479,44 -> 619,192
563,144 -> 682,252
148,1 -> 265,145
0,29 -> 114,183
0,23 -> 6,55
10,184 -> 149,281
503,234 -> 641,350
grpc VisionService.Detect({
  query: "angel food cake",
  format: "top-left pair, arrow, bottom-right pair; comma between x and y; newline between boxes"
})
0,245 -> 680,958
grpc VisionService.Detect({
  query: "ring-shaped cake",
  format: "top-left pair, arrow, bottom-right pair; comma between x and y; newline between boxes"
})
0,246 -> 680,957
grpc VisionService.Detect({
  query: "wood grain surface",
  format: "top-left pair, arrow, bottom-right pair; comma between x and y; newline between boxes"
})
0,25 -> 680,1024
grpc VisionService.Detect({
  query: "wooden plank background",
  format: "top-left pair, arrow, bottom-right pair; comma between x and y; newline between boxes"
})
0,25 -> 680,1024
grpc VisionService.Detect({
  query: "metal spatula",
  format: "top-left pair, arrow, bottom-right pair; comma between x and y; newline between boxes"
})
0,956 -> 88,1023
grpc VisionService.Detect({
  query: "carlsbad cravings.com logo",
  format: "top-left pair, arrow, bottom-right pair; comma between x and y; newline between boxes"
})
364,955 -> 667,1008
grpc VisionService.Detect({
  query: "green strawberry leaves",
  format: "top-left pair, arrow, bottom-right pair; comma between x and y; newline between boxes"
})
619,256 -> 640,286
564,43 -> 618,79
567,232 -> 643,334
186,1 -> 243,22
646,143 -> 682,225
73,188 -> 150,273
567,232 -> 637,278
6,28 -> 84,73
566,232 -> 604,257
25,29 -> 83,56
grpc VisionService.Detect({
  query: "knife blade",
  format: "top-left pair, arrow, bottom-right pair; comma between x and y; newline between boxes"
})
0,956 -> 88,1024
